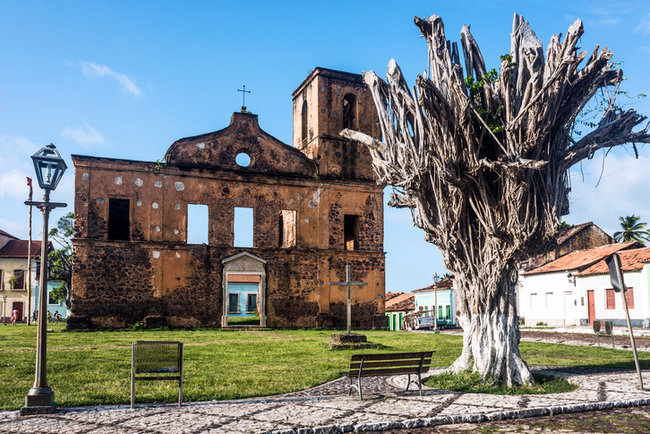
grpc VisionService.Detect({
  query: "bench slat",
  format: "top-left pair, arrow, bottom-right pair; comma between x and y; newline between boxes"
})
350,351 -> 433,362
350,358 -> 432,369
348,367 -> 431,377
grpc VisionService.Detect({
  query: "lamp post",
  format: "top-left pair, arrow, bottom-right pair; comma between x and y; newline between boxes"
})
432,273 -> 440,334
20,144 -> 67,415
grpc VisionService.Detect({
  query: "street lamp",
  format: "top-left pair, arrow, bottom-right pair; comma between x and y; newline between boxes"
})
432,273 -> 441,334
21,143 -> 67,415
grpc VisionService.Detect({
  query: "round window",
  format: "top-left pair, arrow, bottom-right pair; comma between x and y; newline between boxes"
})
235,152 -> 251,167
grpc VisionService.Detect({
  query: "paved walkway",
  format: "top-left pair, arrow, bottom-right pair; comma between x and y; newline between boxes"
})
2,366 -> 650,433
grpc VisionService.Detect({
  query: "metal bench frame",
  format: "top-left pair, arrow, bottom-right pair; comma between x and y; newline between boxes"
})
131,341 -> 184,408
593,320 -> 615,348
346,351 -> 433,400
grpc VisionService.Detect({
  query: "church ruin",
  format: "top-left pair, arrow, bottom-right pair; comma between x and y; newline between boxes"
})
67,68 -> 386,329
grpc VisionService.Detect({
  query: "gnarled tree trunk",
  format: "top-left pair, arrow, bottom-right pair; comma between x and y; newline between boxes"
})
342,13 -> 650,385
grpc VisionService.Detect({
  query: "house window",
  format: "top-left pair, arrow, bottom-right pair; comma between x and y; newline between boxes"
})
187,204 -> 209,244
606,289 -> 616,310
108,198 -> 130,240
12,270 -> 25,289
342,93 -> 357,130
625,288 -> 634,309
48,285 -> 59,305
234,207 -> 254,247
279,210 -> 297,248
228,293 -> 239,313
530,293 -> 537,310
246,293 -> 257,313
446,305 -> 451,319
544,292 -> 553,309
438,305 -> 443,319
344,214 -> 359,251
301,100 -> 308,144
0,270 -> 3,289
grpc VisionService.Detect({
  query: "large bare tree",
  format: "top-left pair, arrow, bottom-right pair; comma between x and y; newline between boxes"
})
342,14 -> 650,385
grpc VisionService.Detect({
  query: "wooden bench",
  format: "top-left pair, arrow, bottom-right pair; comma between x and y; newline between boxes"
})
345,351 -> 433,400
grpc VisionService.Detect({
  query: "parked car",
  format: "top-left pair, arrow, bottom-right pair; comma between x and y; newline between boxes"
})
415,317 -> 435,330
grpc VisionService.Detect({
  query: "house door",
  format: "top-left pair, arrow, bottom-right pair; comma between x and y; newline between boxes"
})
12,302 -> 23,323
563,292 -> 572,326
587,290 -> 595,324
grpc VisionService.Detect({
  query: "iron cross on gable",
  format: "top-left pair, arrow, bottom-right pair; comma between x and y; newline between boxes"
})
237,85 -> 251,112
330,264 -> 368,334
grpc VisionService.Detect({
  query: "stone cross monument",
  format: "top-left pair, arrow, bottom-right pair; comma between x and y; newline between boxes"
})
330,264 -> 367,334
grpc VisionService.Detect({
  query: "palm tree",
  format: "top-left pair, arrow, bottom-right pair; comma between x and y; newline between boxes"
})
613,215 -> 650,245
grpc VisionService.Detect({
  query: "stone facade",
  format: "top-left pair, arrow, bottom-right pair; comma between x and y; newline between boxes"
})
68,67 -> 386,329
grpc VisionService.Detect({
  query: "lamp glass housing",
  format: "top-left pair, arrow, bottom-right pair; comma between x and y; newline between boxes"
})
31,144 -> 67,191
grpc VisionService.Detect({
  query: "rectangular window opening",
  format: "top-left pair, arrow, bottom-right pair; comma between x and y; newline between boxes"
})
187,204 -> 209,244
625,288 -> 634,309
279,210 -> 297,248
246,293 -> 258,313
228,293 -> 239,313
544,292 -> 553,309
13,270 -> 25,289
606,288 -> 616,309
108,198 -> 130,240
344,214 -> 359,251
234,207 -> 254,247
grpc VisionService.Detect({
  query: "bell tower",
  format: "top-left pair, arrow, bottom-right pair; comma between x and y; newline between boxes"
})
292,68 -> 381,181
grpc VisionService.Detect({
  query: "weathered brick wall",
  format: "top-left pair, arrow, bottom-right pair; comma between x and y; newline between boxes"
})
69,241 -> 384,329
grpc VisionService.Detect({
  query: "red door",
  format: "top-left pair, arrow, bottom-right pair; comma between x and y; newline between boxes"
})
587,290 -> 595,324
12,302 -> 24,323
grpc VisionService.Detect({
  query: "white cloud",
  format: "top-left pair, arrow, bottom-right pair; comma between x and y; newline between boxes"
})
61,121 -> 106,148
634,13 -> 650,35
0,136 -> 39,200
565,151 -> 650,236
0,136 -> 74,239
81,61 -> 143,98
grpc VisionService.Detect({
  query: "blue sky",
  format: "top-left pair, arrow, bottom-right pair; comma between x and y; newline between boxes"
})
1,1 -> 649,292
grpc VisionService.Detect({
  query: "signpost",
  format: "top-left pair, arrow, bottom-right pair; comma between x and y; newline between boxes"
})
330,264 -> 367,334
606,253 -> 643,390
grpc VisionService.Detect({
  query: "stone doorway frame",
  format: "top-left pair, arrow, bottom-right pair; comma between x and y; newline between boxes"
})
221,252 -> 267,327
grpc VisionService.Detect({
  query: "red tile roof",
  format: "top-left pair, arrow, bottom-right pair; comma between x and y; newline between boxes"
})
555,222 -> 594,245
385,292 -> 414,312
385,292 -> 403,302
0,229 -> 18,239
576,247 -> 650,276
524,242 -> 641,275
412,276 -> 454,293
0,240 -> 43,258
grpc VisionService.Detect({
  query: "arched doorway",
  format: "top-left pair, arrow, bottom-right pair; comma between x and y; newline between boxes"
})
221,252 -> 267,327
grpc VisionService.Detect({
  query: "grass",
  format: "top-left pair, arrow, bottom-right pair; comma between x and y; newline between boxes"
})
425,371 -> 577,395
1,324 -> 649,410
227,316 -> 261,326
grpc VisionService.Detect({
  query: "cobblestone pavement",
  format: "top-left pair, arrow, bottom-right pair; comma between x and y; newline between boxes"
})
2,367 -> 650,433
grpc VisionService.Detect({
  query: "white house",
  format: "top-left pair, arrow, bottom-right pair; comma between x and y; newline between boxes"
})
518,242 -> 649,327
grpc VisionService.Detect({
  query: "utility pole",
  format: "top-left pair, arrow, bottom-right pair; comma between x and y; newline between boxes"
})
26,177 -> 33,325
432,273 -> 440,333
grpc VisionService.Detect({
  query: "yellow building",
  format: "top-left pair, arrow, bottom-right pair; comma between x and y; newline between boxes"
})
0,229 -> 41,323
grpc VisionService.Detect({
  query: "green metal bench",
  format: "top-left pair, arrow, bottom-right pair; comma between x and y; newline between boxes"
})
131,341 -> 184,408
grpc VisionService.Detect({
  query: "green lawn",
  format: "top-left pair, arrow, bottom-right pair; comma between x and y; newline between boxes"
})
1,324 -> 649,410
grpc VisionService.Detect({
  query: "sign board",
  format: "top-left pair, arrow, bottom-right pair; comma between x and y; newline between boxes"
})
605,253 -> 625,293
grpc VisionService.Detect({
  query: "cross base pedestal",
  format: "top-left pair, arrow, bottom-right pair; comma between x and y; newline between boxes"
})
324,333 -> 379,349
